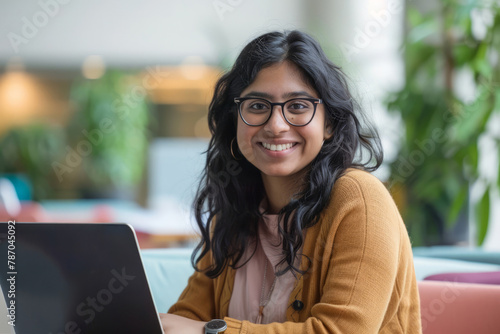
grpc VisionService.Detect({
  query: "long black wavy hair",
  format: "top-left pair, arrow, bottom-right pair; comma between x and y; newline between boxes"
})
192,30 -> 383,278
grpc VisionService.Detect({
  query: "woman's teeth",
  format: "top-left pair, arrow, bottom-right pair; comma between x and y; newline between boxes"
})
262,142 -> 294,151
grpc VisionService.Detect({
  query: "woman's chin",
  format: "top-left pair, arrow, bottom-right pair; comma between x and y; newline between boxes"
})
259,167 -> 307,180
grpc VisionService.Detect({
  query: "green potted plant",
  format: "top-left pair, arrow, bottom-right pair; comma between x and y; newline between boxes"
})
386,0 -> 500,246
66,70 -> 150,199
0,123 -> 65,200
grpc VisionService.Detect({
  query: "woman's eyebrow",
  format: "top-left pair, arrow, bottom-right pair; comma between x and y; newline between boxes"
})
242,91 -> 315,99
282,91 -> 316,99
241,91 -> 274,99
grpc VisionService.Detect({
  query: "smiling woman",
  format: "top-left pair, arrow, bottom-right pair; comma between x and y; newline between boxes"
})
160,30 -> 422,334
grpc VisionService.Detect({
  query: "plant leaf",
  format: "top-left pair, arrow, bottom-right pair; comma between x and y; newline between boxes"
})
475,187 -> 490,245
498,142 -> 500,190
447,185 -> 468,227
453,44 -> 476,67
451,87 -> 492,144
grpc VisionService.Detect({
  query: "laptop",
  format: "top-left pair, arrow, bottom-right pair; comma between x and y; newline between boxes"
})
0,222 -> 164,334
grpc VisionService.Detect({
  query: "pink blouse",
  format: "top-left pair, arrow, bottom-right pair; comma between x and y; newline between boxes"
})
228,210 -> 301,324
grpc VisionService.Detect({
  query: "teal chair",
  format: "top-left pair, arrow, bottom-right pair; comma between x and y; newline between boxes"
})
0,174 -> 32,200
141,248 -> 194,313
413,246 -> 500,266
413,256 -> 500,281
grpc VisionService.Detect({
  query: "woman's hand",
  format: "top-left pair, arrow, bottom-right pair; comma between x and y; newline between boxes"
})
159,313 -> 207,334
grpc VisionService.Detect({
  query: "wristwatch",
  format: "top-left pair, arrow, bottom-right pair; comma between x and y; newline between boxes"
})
205,319 -> 227,333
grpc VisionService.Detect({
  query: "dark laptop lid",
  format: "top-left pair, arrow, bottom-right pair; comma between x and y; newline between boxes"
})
0,222 -> 163,334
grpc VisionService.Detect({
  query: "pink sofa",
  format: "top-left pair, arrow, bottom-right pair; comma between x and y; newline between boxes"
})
418,280 -> 500,334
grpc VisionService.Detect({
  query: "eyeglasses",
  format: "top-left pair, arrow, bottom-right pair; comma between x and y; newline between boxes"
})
234,97 -> 322,127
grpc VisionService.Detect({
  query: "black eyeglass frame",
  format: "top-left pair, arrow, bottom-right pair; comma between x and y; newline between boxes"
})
233,97 -> 323,127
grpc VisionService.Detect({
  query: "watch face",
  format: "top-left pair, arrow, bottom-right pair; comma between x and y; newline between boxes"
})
206,319 -> 227,330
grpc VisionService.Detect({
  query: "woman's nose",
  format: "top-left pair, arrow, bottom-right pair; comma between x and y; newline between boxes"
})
263,106 -> 290,135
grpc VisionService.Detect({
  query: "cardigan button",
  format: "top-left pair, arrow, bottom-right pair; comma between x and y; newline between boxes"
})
292,300 -> 304,311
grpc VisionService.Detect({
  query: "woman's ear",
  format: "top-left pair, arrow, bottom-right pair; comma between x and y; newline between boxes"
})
324,123 -> 334,140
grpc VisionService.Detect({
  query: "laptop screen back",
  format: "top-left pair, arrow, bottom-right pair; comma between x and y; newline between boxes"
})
0,222 -> 163,334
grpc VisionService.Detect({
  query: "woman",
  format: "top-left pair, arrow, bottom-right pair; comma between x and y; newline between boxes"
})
160,30 -> 422,333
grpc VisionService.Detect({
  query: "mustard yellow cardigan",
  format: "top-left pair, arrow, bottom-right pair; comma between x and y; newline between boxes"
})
169,169 -> 422,333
